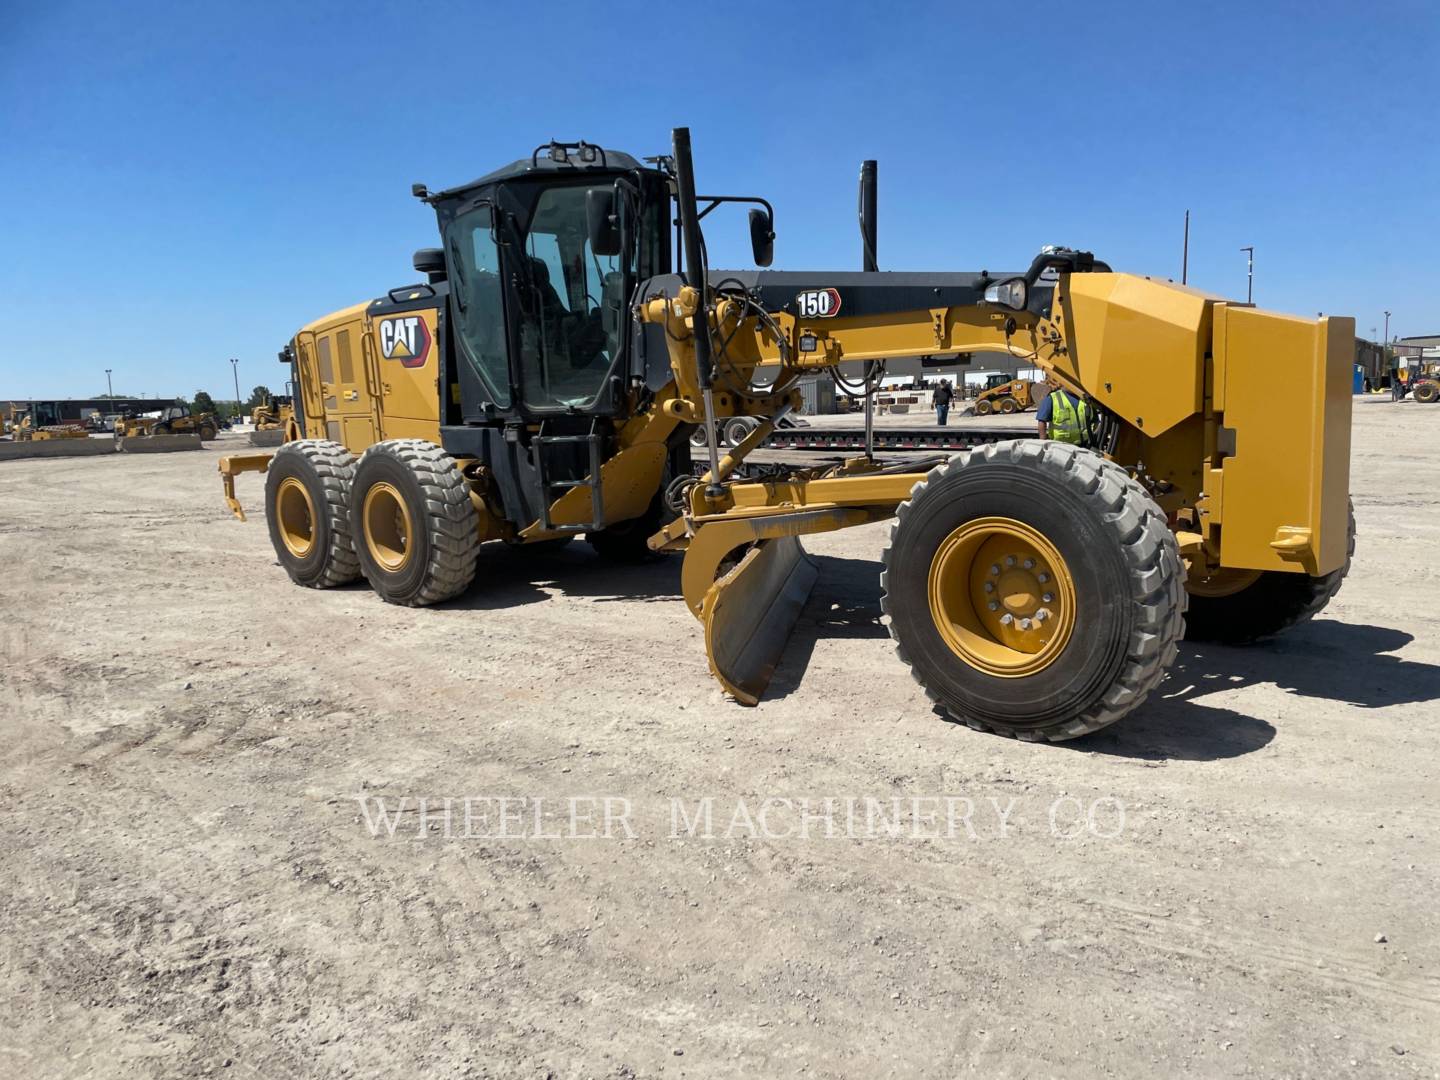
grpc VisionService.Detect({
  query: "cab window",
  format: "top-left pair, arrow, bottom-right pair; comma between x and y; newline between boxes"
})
515,184 -> 623,410
448,204 -> 512,408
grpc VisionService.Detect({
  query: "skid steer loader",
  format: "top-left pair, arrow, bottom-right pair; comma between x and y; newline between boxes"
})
973,376 -> 1041,415
219,129 -> 1354,742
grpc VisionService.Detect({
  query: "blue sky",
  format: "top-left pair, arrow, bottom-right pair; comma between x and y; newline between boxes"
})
1,0 -> 1435,400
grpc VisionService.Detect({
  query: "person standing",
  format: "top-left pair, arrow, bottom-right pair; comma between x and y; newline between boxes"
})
933,379 -> 953,426
1036,383 -> 1093,443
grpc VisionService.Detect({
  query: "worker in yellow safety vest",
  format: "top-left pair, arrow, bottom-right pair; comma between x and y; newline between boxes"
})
1035,385 -> 1093,444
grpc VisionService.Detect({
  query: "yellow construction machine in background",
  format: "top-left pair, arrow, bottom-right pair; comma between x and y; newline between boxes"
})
3,404 -> 89,441
251,395 -> 297,432
219,129 -> 1354,742
116,404 -> 218,440
973,375 -> 1043,415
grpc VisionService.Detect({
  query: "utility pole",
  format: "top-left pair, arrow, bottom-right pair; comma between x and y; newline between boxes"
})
1181,210 -> 1189,284
105,368 -> 113,398
1239,246 -> 1254,303
230,357 -> 241,417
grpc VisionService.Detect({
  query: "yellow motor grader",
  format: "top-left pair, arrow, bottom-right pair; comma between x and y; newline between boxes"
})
220,129 -> 1353,742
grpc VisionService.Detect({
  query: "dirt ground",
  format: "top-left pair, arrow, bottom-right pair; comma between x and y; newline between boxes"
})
1,399 -> 1436,1079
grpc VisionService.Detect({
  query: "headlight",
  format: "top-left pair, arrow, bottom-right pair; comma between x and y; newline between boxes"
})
984,277 -> 1028,310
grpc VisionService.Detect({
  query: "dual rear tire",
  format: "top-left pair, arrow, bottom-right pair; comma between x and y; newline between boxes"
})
264,438 -> 478,605
265,441 -> 363,589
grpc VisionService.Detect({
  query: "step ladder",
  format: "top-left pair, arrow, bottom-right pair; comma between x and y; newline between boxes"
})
531,421 -> 606,534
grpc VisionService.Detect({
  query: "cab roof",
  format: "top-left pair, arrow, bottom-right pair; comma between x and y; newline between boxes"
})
430,146 -> 649,201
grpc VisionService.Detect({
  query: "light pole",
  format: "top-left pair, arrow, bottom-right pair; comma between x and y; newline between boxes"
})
1239,246 -> 1254,304
1181,209 -> 1189,284
230,358 -> 241,417
105,368 -> 113,398
1384,310 -> 1393,380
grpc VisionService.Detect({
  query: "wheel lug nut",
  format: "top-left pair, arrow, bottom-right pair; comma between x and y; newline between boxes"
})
1005,555 -> 1017,567
999,613 -> 1014,626
1037,572 -> 1049,584
1042,592 -> 1054,603
1023,558 -> 1035,570
988,601 -> 999,611
1035,608 -> 1050,622
1019,618 -> 1032,630
990,564 -> 1000,575
984,582 -> 995,593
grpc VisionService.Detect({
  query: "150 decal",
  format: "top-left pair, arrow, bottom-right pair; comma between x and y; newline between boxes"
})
795,289 -> 842,318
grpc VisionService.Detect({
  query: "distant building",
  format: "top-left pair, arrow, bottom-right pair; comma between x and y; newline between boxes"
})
1394,334 -> 1440,362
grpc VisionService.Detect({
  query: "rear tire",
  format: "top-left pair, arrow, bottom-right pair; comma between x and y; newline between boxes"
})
586,448 -> 682,563
998,397 -> 1019,414
198,424 -> 217,441
264,440 -> 361,588
881,440 -> 1185,741
1184,503 -> 1354,643
351,439 -> 479,606
1414,381 -> 1439,404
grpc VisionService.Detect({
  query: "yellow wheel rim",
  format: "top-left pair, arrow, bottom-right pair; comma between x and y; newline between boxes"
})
276,477 -> 317,559
1186,566 -> 1262,598
927,516 -> 1076,677
363,481 -> 414,573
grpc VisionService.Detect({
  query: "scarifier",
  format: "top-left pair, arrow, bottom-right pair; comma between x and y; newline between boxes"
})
219,128 -> 1354,741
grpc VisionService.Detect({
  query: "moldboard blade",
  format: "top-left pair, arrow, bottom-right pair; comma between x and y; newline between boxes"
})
702,536 -> 819,705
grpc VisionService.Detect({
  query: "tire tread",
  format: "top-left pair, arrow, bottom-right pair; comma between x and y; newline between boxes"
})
880,440 -> 1187,742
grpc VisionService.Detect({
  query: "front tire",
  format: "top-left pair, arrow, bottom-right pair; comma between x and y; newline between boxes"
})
351,440 -> 479,606
1414,381 -> 1439,404
974,399 -> 994,416
881,440 -> 1185,741
263,440 -> 361,588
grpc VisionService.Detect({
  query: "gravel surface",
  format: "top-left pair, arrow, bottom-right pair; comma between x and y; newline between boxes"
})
1,398 -> 1436,1078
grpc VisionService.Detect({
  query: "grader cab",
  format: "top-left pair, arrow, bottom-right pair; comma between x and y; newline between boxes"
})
219,128 -> 1353,742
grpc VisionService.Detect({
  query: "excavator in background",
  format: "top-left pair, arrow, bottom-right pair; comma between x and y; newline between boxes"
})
219,129 -> 1354,742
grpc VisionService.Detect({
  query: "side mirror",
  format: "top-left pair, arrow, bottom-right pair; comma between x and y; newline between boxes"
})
413,248 -> 446,283
586,188 -> 621,257
749,208 -> 774,267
